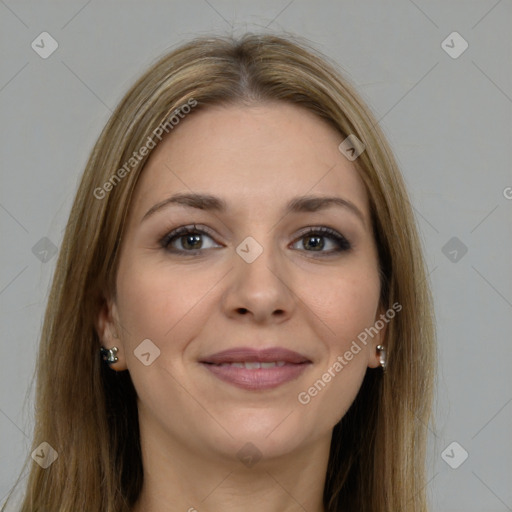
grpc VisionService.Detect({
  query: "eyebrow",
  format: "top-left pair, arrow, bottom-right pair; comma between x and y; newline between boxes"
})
141,192 -> 366,227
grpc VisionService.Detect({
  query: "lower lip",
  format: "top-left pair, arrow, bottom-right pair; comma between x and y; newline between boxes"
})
201,362 -> 310,390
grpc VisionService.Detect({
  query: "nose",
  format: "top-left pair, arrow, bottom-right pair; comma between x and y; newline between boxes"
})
221,238 -> 297,324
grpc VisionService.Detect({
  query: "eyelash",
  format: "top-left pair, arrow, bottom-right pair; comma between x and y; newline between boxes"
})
159,224 -> 352,257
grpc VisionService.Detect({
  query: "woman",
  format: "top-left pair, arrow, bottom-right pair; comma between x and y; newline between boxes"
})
3,33 -> 436,511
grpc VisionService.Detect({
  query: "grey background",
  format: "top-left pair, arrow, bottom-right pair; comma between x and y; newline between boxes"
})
1,1 -> 511,510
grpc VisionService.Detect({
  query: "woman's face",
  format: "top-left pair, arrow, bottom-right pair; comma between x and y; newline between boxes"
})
98,102 -> 385,463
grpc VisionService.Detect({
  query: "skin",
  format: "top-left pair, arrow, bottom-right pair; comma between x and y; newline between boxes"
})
96,101 -> 386,512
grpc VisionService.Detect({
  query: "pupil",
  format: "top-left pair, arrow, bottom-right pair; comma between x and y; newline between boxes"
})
305,235 -> 323,251
184,234 -> 202,250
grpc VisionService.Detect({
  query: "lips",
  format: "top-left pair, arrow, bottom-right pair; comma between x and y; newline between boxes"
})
200,347 -> 310,365
199,347 -> 312,391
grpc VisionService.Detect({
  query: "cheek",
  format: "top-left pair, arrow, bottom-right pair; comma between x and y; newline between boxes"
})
297,273 -> 379,427
309,269 -> 381,349
296,267 -> 380,424
115,260 -> 213,352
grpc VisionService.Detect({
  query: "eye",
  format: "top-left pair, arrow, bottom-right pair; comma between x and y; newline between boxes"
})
290,227 -> 351,255
159,224 -> 351,256
160,224 -> 221,253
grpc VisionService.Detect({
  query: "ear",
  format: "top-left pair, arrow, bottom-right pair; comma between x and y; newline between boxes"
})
367,304 -> 388,369
95,292 -> 128,371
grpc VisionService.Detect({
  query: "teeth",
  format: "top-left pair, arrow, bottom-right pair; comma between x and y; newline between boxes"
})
217,361 -> 288,368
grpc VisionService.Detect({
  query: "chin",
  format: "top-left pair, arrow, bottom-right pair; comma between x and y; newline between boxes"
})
208,409 -> 316,462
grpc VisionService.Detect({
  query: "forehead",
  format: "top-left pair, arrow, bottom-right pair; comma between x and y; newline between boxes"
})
129,102 -> 370,222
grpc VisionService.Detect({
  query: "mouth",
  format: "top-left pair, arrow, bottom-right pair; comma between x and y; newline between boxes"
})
199,347 -> 312,391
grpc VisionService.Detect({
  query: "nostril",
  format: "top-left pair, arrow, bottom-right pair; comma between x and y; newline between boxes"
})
238,308 -> 248,314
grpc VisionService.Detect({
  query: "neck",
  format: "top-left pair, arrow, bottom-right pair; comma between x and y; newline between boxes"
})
131,414 -> 330,512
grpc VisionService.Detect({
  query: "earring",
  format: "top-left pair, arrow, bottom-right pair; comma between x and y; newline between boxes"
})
100,346 -> 119,364
376,345 -> 387,370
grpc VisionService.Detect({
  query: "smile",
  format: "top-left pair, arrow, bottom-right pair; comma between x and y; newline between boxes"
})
199,347 -> 312,390
213,361 -> 288,368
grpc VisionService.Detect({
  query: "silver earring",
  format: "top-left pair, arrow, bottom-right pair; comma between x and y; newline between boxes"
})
100,346 -> 119,364
376,345 -> 387,370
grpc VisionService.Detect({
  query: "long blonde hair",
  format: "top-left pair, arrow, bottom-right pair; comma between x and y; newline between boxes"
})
2,33 -> 436,512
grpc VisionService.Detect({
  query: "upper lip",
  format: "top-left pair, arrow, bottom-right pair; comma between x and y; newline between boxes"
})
200,347 -> 311,364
